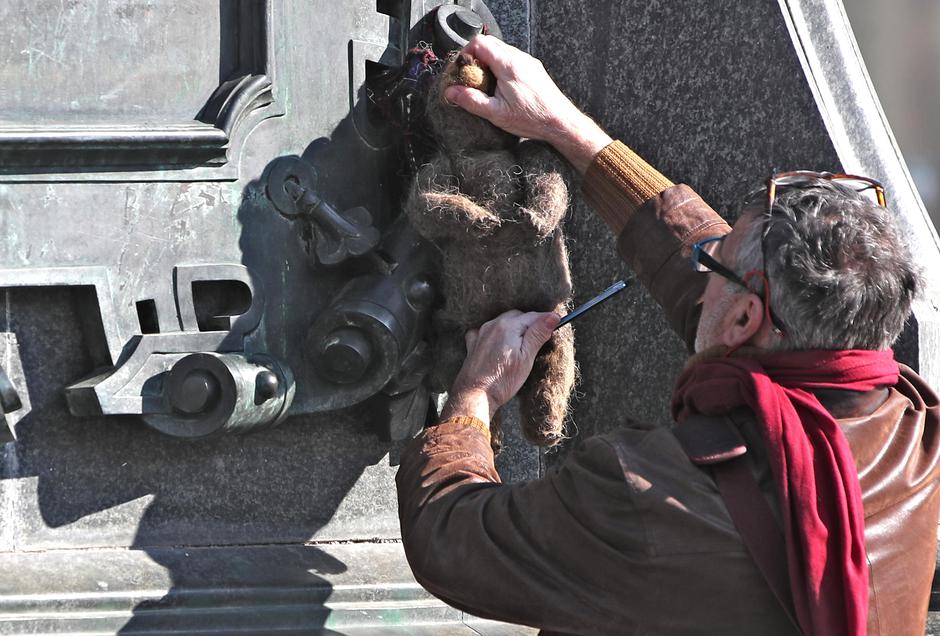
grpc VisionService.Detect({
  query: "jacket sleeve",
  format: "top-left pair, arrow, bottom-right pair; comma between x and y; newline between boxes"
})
396,419 -> 646,633
582,141 -> 732,350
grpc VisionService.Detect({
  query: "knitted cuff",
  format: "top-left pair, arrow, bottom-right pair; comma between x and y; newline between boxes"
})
436,415 -> 491,442
582,140 -> 675,235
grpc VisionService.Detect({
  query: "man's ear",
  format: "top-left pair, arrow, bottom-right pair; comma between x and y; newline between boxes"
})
719,293 -> 765,349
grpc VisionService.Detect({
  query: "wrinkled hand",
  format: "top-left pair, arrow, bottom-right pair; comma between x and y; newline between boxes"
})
444,35 -> 611,173
441,310 -> 560,424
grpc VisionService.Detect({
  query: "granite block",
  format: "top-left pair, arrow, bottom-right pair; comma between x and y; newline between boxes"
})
486,0 -> 531,50
528,0 -> 844,464
494,402 -> 541,483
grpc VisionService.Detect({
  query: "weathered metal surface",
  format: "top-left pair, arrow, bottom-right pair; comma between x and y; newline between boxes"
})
0,1 -> 277,175
0,367 -> 20,417
434,3 -> 502,54
0,1 -> 499,438
267,156 -> 382,267
145,351 -> 295,437
0,0 -> 537,632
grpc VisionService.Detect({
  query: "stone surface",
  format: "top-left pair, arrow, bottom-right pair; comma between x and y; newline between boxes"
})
486,0 -> 531,49
928,611 -> 940,636
0,542 -> 537,634
532,0 -> 940,625
494,402 -> 541,484
527,0 -> 930,460
779,0 -> 940,387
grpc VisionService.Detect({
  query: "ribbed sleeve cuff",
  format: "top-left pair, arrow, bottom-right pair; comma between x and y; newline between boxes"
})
582,140 -> 675,235
436,415 -> 491,442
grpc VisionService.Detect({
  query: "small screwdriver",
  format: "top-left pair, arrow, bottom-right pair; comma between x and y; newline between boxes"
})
555,279 -> 630,330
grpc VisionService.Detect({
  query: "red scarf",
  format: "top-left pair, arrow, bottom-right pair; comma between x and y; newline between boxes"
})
671,349 -> 899,636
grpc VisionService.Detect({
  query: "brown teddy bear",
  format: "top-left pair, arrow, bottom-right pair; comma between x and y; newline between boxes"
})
405,52 -> 576,450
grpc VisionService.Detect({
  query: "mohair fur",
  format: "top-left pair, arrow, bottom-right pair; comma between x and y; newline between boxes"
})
405,53 -> 576,450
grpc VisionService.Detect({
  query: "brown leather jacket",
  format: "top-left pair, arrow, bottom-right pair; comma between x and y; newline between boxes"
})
396,144 -> 940,635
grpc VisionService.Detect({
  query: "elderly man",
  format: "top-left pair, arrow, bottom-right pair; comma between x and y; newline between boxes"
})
396,35 -> 940,636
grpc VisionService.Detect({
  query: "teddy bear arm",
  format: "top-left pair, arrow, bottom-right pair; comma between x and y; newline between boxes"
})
417,191 -> 503,240
516,142 -> 571,239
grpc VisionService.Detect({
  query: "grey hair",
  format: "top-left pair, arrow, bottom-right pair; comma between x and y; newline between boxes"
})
731,178 -> 921,351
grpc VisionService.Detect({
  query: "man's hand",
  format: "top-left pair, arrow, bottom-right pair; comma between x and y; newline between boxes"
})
444,35 -> 612,174
441,310 -> 560,424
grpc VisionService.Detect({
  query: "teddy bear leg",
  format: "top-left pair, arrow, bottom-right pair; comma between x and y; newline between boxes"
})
517,317 -> 576,447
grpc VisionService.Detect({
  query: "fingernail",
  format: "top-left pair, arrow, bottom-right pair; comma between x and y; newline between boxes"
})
443,86 -> 459,106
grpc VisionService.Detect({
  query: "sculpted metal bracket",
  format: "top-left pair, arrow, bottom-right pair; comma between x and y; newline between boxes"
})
0,0 -> 281,180
350,0 -> 502,149
0,264 -> 295,439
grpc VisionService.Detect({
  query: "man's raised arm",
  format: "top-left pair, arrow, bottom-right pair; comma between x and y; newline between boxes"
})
447,35 -> 729,349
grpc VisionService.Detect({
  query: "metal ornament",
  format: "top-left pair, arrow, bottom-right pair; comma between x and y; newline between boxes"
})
432,1 -> 502,54
145,353 -> 295,438
266,156 -> 381,266
303,217 -> 436,412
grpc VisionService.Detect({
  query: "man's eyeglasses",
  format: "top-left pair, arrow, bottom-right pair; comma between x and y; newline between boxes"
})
691,235 -> 788,336
692,170 -> 888,339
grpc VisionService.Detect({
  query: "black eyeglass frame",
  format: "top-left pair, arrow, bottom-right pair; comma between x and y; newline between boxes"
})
691,236 -> 789,336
